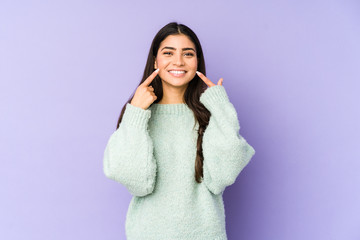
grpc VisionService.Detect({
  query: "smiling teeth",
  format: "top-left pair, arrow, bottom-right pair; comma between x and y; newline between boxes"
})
169,71 -> 185,74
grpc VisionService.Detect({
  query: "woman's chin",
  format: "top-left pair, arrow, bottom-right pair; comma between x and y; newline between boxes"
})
161,78 -> 191,88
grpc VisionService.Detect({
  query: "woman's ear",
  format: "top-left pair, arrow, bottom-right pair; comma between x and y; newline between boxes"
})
154,60 -> 157,69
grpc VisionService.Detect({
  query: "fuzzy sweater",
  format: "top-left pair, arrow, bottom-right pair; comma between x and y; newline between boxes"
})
103,85 -> 255,240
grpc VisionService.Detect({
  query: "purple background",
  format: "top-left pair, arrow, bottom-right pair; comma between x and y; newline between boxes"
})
1,0 -> 359,239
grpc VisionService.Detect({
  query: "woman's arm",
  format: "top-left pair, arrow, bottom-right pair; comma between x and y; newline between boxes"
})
199,85 -> 255,195
103,103 -> 157,197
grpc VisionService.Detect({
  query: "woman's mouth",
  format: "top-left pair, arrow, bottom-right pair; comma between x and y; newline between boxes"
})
168,70 -> 187,77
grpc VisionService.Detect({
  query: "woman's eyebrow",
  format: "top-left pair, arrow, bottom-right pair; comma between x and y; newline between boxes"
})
160,46 -> 196,52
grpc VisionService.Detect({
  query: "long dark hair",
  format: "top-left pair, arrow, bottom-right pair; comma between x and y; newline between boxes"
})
116,22 -> 210,183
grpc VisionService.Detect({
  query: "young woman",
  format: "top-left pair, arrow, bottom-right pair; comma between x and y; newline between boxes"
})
103,22 -> 255,240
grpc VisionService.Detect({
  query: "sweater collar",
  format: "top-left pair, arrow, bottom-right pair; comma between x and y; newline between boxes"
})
149,103 -> 192,115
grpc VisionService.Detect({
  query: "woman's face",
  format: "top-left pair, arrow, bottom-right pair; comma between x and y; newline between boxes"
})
155,34 -> 198,88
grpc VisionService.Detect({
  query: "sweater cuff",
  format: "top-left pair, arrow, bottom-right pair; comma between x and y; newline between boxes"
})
122,103 -> 151,130
199,85 -> 230,109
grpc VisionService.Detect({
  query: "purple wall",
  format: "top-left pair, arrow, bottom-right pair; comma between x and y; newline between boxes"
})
1,1 -> 359,239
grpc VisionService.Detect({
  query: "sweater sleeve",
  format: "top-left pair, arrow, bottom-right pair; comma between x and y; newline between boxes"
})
199,85 -> 255,195
103,103 -> 157,197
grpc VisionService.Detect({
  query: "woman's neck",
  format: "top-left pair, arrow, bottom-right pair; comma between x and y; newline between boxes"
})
159,81 -> 188,104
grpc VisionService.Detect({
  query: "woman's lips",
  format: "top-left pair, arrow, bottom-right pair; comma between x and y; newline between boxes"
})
168,71 -> 186,77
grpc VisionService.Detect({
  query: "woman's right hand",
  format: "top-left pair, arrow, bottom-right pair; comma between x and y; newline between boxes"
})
130,69 -> 160,110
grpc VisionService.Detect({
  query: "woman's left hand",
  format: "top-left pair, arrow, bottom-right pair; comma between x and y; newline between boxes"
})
196,71 -> 223,87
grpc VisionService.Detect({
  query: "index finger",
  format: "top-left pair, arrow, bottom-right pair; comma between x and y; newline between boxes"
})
142,69 -> 160,86
196,71 -> 215,87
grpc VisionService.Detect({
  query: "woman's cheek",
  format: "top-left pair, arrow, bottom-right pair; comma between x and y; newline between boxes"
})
158,68 -> 168,80
156,60 -> 168,78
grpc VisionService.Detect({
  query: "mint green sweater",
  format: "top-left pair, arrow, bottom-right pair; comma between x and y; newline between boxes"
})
103,85 -> 255,240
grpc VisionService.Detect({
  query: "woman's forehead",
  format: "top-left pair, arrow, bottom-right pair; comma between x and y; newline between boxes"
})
159,34 -> 195,49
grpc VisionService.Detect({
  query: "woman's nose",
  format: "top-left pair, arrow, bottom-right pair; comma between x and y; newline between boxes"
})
174,53 -> 184,66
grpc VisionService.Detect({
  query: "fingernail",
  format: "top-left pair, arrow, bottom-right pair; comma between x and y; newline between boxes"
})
155,68 -> 159,72
196,71 -> 200,74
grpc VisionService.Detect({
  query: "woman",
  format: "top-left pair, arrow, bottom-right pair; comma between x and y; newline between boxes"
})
103,21 -> 255,240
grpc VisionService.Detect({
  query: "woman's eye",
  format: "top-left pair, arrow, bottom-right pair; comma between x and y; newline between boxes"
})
163,52 -> 194,56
